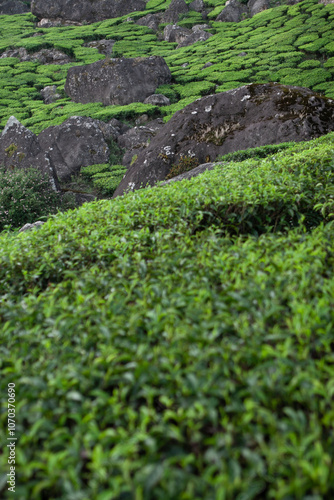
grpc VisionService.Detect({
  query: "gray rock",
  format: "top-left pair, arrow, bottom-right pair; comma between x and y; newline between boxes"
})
161,162 -> 216,184
192,24 -> 210,32
136,13 -> 162,31
0,47 -> 71,65
36,17 -> 82,27
144,94 -> 171,106
32,49 -> 72,64
189,0 -> 205,12
163,24 -> 191,43
135,114 -> 150,125
38,116 -> 111,182
215,0 -> 303,23
19,221 -> 45,233
106,119 -> 131,136
0,0 -> 29,15
163,23 -> 212,48
64,56 -> 171,106
201,62 -> 213,69
118,126 -> 158,168
0,116 -> 59,191
177,29 -> 212,48
40,85 -> 61,104
0,47 -> 28,60
85,39 -> 116,57
113,84 -> 334,197
31,0 -> 149,24
248,0 -> 270,17
162,0 -> 189,23
216,0 -> 248,22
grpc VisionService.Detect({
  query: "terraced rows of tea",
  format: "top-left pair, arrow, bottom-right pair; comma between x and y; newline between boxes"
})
0,0 -> 334,133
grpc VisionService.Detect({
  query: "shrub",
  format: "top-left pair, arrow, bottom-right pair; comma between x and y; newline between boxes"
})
80,163 -> 127,196
216,141 -> 296,163
80,163 -> 110,179
0,166 -> 61,231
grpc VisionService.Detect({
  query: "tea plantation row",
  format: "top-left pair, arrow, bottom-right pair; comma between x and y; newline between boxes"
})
0,0 -> 334,132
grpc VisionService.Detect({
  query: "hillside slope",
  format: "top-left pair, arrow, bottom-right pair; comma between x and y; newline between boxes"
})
0,0 -> 334,132
1,1 -> 334,498
1,134 -> 334,498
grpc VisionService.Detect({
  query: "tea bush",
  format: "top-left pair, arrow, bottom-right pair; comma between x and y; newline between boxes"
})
81,163 -> 127,195
1,134 -> 334,498
216,141 -> 296,162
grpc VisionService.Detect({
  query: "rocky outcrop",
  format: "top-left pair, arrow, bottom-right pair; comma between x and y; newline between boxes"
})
216,0 -> 303,22
136,13 -> 162,31
163,25 -> 191,44
65,56 -> 171,106
216,0 -> 248,23
38,116 -> 115,182
161,162 -> 216,185
0,117 -> 59,191
31,0 -> 148,24
40,86 -> 61,104
36,18 -> 82,27
177,28 -> 212,48
0,0 -> 29,15
0,47 -> 71,65
189,0 -> 205,13
118,119 -> 165,167
162,0 -> 189,23
84,39 -> 116,57
164,24 -> 212,47
113,84 -> 334,197
143,94 -> 170,106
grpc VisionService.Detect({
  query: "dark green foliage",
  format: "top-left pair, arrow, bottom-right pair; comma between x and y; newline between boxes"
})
155,84 -> 179,103
2,134 -> 334,498
0,166 -> 60,230
216,141 -> 296,162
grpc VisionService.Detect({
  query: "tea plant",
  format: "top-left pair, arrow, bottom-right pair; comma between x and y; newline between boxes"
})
1,134 -> 334,498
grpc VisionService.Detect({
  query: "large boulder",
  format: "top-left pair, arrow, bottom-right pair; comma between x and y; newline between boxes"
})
177,29 -> 212,48
31,0 -> 148,24
162,0 -> 189,23
216,0 -> 248,22
0,116 -> 59,191
38,116 -> 115,182
0,0 -> 29,15
189,0 -> 205,13
65,56 -> 172,106
136,13 -> 162,31
163,25 -> 192,44
113,83 -> 334,197
248,0 -> 270,17
118,119 -> 165,167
